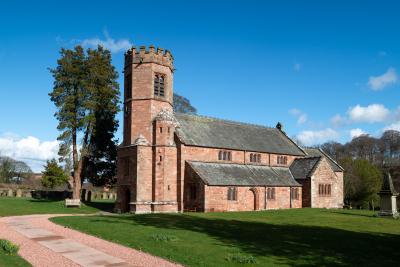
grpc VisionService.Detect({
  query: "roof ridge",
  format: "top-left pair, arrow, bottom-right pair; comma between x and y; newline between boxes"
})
175,112 -> 275,130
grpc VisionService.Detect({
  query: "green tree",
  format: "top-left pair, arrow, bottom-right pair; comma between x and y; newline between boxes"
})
49,45 -> 120,198
0,156 -> 32,184
41,159 -> 69,188
81,47 -> 120,186
339,158 -> 382,208
173,93 -> 197,114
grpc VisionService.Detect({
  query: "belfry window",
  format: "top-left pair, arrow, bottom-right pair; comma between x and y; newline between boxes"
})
125,75 -> 132,99
154,74 -> 165,97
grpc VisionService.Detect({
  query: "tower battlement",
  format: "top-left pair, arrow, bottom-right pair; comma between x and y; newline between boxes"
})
124,45 -> 174,71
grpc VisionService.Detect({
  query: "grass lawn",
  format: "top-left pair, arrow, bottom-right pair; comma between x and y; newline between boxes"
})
0,197 -> 115,217
52,209 -> 400,267
0,250 -> 31,267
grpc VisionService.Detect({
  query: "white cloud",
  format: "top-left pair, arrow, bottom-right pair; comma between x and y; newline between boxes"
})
82,31 -> 132,53
0,135 -> 59,172
368,67 -> 397,90
289,108 -> 307,125
296,128 -> 339,146
350,128 -> 366,139
348,104 -> 390,123
293,62 -> 301,71
383,121 -> 400,132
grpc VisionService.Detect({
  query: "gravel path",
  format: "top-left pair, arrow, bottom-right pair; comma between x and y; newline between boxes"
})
0,214 -> 182,267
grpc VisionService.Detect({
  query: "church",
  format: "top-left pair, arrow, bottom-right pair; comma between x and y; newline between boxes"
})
115,45 -> 344,213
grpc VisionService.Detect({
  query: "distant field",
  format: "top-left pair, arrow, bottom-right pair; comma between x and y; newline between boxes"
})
52,209 -> 400,267
0,197 -> 115,217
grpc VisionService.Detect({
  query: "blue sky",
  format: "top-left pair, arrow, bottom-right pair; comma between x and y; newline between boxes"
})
0,0 -> 399,171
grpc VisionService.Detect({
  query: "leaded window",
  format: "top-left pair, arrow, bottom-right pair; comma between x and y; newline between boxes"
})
218,150 -> 232,161
154,74 -> 165,97
228,187 -> 237,201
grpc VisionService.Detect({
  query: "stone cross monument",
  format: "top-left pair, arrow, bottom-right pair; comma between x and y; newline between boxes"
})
378,172 -> 399,218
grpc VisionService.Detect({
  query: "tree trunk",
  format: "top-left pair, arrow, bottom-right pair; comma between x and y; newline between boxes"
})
71,123 -> 91,199
72,129 -> 81,199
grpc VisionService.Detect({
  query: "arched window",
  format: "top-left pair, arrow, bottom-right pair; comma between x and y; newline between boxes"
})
159,76 -> 165,96
218,150 -> 232,161
319,184 -> 332,196
291,188 -> 299,200
257,154 -> 261,163
227,187 -> 237,201
267,188 -> 275,200
250,154 -> 254,162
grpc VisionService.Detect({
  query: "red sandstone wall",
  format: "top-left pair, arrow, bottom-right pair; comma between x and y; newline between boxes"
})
124,62 -> 173,145
311,158 -> 344,208
177,143 -> 304,212
203,186 -> 302,212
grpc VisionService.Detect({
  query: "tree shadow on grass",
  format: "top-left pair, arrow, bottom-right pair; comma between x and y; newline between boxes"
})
28,199 -> 60,203
327,210 -> 377,218
108,213 -> 400,267
83,201 -> 115,212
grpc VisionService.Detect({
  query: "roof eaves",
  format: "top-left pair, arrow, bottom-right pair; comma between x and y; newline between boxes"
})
277,129 -> 307,156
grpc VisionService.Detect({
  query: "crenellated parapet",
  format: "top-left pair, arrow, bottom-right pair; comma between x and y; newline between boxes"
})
124,45 -> 174,71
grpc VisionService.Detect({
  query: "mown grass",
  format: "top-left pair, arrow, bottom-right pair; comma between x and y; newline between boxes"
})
0,197 -> 115,217
51,209 -> 400,267
0,239 -> 30,267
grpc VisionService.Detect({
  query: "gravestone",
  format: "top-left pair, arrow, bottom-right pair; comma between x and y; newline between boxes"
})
7,189 -> 13,197
16,189 -> 22,197
378,172 -> 399,218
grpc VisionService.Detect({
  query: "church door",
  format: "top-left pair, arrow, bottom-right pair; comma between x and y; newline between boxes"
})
245,189 -> 257,211
122,188 -> 131,213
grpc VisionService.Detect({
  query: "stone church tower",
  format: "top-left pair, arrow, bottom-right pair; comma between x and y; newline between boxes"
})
115,45 -> 178,213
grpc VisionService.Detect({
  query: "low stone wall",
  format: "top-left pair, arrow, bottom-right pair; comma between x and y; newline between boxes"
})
0,188 -> 32,198
80,189 -> 117,202
0,187 -> 116,201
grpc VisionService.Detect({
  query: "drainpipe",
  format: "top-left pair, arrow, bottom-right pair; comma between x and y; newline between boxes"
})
289,186 -> 292,209
264,186 -> 267,210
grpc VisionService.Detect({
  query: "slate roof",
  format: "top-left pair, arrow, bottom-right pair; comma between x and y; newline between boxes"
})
175,113 -> 306,156
304,148 -> 344,172
187,161 -> 301,186
289,157 -> 321,179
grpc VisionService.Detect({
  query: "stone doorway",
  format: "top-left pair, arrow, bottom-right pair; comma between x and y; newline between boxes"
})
122,188 -> 131,213
245,188 -> 258,211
